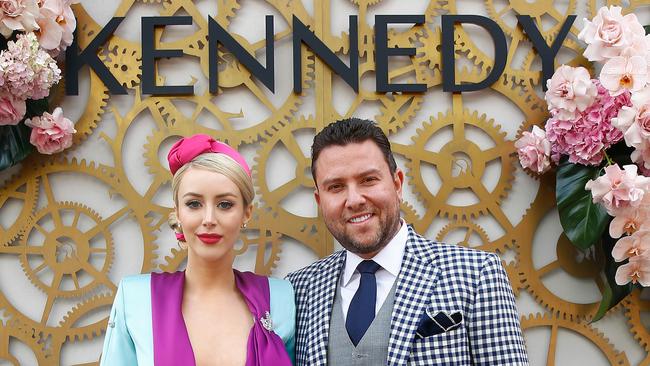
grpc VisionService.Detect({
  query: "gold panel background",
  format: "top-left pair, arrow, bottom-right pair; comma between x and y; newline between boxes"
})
0,0 -> 649,364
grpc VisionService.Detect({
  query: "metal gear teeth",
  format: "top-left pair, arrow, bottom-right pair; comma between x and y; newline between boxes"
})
519,312 -> 630,365
0,170 -> 40,246
57,293 -> 114,342
623,291 -> 650,353
18,201 -> 115,298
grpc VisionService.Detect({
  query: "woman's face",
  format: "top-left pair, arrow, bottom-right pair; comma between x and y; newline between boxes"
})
176,167 -> 252,264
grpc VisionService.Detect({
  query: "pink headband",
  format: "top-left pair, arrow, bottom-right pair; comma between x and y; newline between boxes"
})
167,134 -> 251,176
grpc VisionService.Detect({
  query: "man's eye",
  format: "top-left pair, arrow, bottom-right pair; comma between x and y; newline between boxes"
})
363,177 -> 378,183
186,200 -> 201,209
328,184 -> 342,191
217,201 -> 234,209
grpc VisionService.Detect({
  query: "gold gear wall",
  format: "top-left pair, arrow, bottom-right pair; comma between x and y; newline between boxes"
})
0,0 -> 649,364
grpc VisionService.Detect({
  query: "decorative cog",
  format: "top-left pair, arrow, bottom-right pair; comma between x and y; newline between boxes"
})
66,4 -> 111,147
57,294 -> 114,342
18,202 -> 114,298
254,116 -> 334,258
587,0 -> 623,18
148,0 -> 314,145
403,108 -> 516,220
520,313 -> 629,365
0,158 -> 156,343
485,0 -> 578,41
0,318 -> 52,365
160,209 -> 284,275
435,220 -> 507,253
516,182 -> 622,321
0,170 -> 39,246
624,290 -> 650,354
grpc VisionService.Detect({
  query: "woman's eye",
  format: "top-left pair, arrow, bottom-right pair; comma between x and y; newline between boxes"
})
217,201 -> 234,209
186,200 -> 201,209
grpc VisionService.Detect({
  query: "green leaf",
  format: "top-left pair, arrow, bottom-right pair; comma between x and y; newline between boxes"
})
645,25 -> 650,36
556,158 -> 610,249
0,123 -> 33,171
25,98 -> 49,119
606,141 -> 633,167
592,234 -> 634,322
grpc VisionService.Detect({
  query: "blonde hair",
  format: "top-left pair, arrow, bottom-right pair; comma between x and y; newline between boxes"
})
168,153 -> 254,232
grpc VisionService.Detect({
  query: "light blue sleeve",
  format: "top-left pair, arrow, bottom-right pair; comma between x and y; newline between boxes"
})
269,277 -> 296,364
100,279 -> 138,366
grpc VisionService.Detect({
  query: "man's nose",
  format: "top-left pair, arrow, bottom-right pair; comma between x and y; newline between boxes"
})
345,185 -> 366,209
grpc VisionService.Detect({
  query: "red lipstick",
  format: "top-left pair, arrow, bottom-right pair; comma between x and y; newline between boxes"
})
196,233 -> 222,245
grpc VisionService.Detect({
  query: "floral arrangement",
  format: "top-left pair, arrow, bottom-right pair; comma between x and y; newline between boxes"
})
515,6 -> 650,320
0,0 -> 77,171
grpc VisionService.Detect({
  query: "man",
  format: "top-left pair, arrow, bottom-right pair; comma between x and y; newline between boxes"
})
286,118 -> 528,365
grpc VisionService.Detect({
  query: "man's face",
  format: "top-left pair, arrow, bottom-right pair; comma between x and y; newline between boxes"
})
314,140 -> 404,258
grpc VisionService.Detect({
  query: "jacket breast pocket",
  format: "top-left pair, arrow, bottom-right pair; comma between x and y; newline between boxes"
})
408,326 -> 472,366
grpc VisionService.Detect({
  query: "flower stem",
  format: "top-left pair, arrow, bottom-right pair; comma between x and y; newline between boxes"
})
603,151 -> 614,166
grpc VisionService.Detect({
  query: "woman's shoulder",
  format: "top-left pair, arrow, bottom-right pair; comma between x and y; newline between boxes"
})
267,277 -> 294,297
117,273 -> 152,294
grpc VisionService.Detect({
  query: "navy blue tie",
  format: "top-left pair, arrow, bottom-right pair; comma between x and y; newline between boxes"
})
346,260 -> 381,346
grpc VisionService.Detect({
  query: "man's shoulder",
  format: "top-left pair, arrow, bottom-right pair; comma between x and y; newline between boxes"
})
409,228 -> 497,267
286,250 -> 345,285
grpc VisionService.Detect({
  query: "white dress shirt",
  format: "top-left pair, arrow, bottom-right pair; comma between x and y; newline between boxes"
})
339,220 -> 408,321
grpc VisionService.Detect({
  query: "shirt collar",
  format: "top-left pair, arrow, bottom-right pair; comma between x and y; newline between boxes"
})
342,219 -> 408,286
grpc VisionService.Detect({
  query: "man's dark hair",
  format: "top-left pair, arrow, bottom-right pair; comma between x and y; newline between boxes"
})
311,118 -> 397,182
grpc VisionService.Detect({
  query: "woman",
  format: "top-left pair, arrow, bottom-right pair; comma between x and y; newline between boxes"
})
100,134 -> 295,365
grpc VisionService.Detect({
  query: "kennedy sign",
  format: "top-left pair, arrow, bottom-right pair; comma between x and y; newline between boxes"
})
65,14 -> 576,96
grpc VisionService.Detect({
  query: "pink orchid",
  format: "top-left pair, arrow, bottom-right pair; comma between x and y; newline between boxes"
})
545,65 -> 598,120
24,107 -> 75,154
610,206 -> 649,238
612,230 -> 650,261
36,0 -> 76,55
615,255 -> 650,286
585,164 -> 650,215
612,87 -> 650,147
579,6 -> 648,61
600,55 -> 648,96
514,125 -> 552,174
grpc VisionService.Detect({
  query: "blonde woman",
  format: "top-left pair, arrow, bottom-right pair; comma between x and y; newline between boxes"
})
101,134 -> 294,366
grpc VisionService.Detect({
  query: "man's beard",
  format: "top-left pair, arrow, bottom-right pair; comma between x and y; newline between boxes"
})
328,203 -> 401,255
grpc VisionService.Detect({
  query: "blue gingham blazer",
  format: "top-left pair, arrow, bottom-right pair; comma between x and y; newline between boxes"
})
286,224 -> 529,365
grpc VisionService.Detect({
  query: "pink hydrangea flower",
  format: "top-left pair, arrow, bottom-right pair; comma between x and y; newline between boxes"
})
24,107 -> 75,154
0,32 -> 61,100
585,164 -> 650,215
600,55 -> 648,96
579,5 -> 649,61
0,92 -> 25,125
545,65 -> 598,120
35,0 -> 76,56
612,230 -> 650,261
515,125 -> 552,173
615,255 -> 650,286
0,0 -> 40,38
545,81 -> 627,166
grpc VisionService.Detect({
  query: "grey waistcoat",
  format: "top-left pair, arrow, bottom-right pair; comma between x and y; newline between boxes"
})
327,281 -> 397,366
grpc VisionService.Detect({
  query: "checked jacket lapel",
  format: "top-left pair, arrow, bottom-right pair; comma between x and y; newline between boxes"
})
304,251 -> 346,366
387,226 -> 440,366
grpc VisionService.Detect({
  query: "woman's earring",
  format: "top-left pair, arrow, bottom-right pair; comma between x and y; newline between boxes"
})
241,222 -> 247,229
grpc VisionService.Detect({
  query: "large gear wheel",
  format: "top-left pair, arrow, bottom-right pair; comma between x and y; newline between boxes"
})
253,116 -> 334,258
515,176 -> 620,321
485,0 -> 578,41
402,107 -> 516,220
435,219 -> 503,252
159,207 -> 284,275
17,202 -> 114,298
0,318 -> 52,365
0,157 -> 157,345
520,313 -> 629,365
145,0 -> 314,145
624,290 -> 650,356
65,4 -> 111,147
0,170 -> 39,246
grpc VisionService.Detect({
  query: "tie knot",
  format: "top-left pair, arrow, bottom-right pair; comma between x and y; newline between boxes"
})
357,260 -> 381,274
